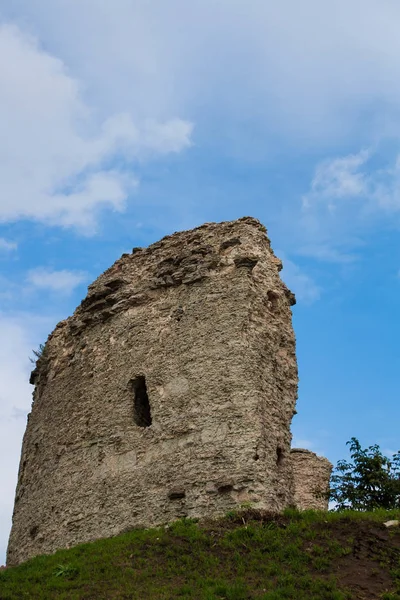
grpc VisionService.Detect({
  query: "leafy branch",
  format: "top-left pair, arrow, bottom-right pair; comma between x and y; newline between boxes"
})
330,437 -> 400,511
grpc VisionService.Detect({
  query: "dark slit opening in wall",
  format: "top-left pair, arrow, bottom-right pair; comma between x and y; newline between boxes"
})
267,290 -> 279,312
131,376 -> 152,427
276,446 -> 284,466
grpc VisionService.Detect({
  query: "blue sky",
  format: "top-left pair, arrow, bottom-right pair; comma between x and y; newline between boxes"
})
1,0 -> 400,563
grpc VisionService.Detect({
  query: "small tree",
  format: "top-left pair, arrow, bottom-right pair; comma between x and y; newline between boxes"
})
29,343 -> 45,364
330,437 -> 400,511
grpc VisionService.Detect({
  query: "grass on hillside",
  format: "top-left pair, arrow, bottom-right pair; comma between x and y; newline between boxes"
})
1,509 -> 400,600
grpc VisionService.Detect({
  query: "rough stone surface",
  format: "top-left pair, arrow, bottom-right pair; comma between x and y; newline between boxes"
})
7,217 -> 330,566
290,449 -> 333,510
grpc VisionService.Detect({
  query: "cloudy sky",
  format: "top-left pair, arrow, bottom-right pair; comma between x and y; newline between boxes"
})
1,0 -> 400,563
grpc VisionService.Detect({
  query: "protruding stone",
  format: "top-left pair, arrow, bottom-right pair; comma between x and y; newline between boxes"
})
383,520 -> 399,528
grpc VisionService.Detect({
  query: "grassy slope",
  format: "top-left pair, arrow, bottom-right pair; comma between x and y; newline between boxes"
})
1,509 -> 400,600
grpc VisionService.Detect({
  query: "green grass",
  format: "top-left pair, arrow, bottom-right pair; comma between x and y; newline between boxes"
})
1,509 -> 400,599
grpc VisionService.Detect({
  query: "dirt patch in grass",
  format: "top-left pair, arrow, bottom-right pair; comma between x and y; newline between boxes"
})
312,519 -> 400,599
201,510 -> 400,599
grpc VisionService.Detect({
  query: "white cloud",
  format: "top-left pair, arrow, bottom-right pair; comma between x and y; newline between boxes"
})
281,258 -> 321,305
292,438 -> 315,450
296,244 -> 358,264
298,147 -> 400,260
0,24 -> 192,231
0,239 -> 17,252
291,428 -> 330,458
4,0 -> 400,146
303,150 -> 370,210
26,267 -> 87,293
304,146 -> 400,216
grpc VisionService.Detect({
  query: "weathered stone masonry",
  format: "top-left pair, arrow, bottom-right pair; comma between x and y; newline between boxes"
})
7,217 -> 332,566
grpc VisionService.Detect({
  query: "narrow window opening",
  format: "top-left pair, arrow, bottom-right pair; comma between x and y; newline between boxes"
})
218,483 -> 234,494
168,490 -> 186,500
276,446 -> 284,466
131,376 -> 152,427
267,290 -> 280,312
29,525 -> 39,539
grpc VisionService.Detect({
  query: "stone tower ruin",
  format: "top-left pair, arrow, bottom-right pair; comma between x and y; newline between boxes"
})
7,217 -> 331,566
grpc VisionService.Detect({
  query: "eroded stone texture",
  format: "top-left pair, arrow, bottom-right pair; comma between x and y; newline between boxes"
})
7,216 -> 328,566
290,449 -> 333,510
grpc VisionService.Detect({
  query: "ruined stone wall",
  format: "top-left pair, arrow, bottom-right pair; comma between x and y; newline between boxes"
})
8,217 -> 300,566
290,449 -> 332,511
